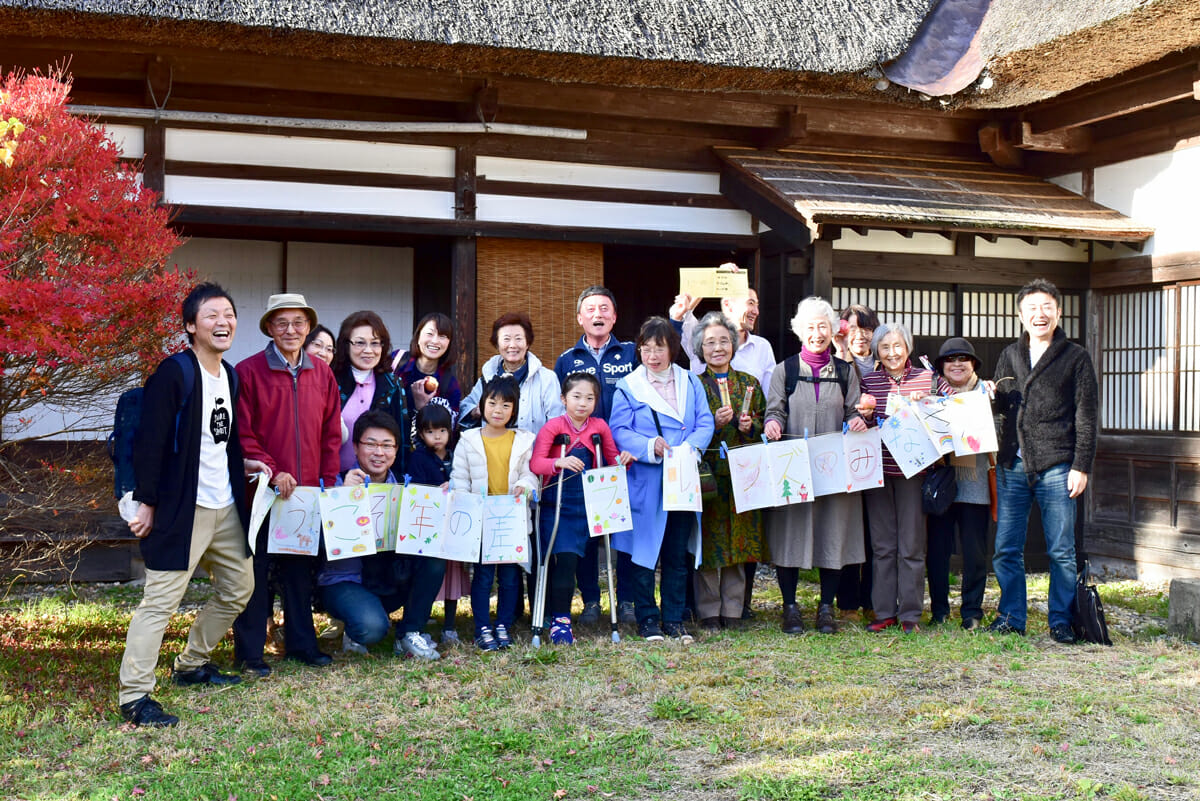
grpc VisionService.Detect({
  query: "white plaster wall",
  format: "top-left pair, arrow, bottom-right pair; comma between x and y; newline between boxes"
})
1090,143 -> 1200,256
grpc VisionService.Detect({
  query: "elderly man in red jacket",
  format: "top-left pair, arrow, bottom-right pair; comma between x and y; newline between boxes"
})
232,293 -> 342,673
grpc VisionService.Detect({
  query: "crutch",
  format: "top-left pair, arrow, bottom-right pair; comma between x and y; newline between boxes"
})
591,433 -> 622,644
531,434 -> 570,649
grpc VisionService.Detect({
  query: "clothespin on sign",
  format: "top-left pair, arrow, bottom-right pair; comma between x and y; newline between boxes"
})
761,434 -> 769,445
719,441 -> 729,460
403,474 -> 412,488
842,421 -> 849,435
532,488 -> 540,504
804,428 -> 809,440
319,478 -> 325,492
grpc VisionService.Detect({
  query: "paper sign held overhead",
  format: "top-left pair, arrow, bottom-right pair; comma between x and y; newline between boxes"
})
679,267 -> 749,299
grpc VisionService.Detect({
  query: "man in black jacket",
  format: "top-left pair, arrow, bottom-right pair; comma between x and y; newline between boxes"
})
118,283 -> 266,727
988,279 -> 1098,644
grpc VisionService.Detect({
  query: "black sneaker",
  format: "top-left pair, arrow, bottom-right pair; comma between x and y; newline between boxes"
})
662,621 -> 693,643
985,618 -> 1025,636
239,659 -> 272,677
638,619 -> 664,641
172,662 -> 242,687
1049,624 -> 1078,644
961,617 -> 982,632
618,601 -> 637,625
578,601 -> 602,626
285,650 -> 333,667
119,695 -> 179,728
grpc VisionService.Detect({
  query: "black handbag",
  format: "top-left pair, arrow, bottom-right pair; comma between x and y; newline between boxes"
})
921,458 -> 957,516
1072,561 -> 1113,646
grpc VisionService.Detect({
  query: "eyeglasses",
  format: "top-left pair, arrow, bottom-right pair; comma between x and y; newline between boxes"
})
350,339 -> 383,351
308,343 -> 334,355
943,354 -> 974,363
639,344 -> 669,355
702,338 -> 733,349
271,318 -> 309,333
359,439 -> 397,452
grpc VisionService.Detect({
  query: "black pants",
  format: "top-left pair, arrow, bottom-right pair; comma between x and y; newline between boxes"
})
548,552 -> 581,617
234,522 -> 320,660
926,502 -> 989,623
836,496 -> 874,612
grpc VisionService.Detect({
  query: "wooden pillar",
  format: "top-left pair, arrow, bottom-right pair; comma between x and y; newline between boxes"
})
451,145 -> 477,390
812,239 -> 834,300
143,123 -> 165,196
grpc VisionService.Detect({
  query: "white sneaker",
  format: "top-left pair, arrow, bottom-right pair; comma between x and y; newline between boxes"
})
342,633 -> 368,655
396,632 -> 440,660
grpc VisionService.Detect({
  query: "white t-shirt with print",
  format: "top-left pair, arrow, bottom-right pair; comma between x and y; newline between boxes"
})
196,364 -> 235,509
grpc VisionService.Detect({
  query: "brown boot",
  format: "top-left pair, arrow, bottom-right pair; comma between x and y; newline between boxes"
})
816,603 -> 837,634
781,603 -> 804,634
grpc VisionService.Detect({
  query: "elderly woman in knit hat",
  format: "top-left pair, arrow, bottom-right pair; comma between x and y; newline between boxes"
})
926,337 -> 991,630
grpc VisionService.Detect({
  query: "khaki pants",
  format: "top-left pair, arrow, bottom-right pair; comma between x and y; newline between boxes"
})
694,565 -> 746,620
118,504 -> 253,705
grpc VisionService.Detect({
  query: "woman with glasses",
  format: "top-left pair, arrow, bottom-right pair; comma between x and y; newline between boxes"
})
459,312 -> 563,433
926,338 -> 991,630
332,311 -> 409,474
610,317 -> 715,642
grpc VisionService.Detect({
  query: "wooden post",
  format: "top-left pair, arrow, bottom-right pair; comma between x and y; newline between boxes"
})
452,145 -> 478,389
812,239 -> 833,300
143,123 -> 165,196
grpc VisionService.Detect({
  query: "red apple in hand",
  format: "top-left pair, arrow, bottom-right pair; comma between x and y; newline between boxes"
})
857,393 -> 877,415
424,376 -> 439,394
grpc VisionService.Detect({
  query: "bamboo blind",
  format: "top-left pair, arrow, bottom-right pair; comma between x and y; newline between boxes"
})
474,238 -> 604,376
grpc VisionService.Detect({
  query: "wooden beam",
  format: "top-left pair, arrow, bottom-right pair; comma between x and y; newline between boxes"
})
142,124 -> 165,195
978,122 -> 1023,168
832,250 -> 1089,289
1023,59 -> 1200,134
1015,122 -> 1091,154
756,107 -> 807,149
454,145 -> 476,221
451,236 -> 477,391
1091,251 -> 1200,288
718,162 -> 811,250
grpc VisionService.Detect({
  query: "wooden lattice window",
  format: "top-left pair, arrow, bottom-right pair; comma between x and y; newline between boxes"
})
831,285 -> 955,338
1099,284 -> 1200,433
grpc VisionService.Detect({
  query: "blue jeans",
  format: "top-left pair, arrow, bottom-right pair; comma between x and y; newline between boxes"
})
320,581 -> 403,646
627,511 -> 692,626
993,459 -> 1077,630
471,562 -> 522,631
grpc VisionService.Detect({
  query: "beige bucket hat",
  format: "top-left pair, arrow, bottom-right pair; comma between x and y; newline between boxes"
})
259,293 -> 318,336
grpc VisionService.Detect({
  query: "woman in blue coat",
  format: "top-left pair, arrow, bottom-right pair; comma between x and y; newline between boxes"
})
610,317 -> 715,643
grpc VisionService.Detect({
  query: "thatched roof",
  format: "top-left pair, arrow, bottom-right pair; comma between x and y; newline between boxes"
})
1,0 -> 1196,106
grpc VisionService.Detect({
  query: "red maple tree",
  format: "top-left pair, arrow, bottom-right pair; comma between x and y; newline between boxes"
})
0,69 -> 190,446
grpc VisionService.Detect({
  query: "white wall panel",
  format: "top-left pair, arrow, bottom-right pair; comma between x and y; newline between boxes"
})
285,242 -> 415,351
831,228 -> 955,256
98,123 -> 145,159
475,194 -> 753,236
477,156 -> 721,194
166,129 -> 456,177
1094,142 -> 1200,256
164,176 -> 456,219
975,237 -> 1089,262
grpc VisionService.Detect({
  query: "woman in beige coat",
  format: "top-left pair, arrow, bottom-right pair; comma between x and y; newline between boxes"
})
764,297 -> 867,635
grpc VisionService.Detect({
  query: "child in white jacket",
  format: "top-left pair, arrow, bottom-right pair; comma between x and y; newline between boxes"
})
452,376 -> 537,651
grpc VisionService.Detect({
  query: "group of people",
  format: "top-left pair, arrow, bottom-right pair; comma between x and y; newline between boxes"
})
116,271 -> 1097,729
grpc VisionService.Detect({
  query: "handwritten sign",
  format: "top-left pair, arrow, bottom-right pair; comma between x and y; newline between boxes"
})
318,484 -> 377,561
679,267 -> 749,299
583,465 -> 634,535
366,484 -> 401,551
880,401 -> 942,479
440,491 -> 484,563
481,494 -> 530,564
807,432 -> 849,497
267,487 -> 321,556
662,444 -> 703,512
844,427 -> 886,492
766,439 -> 813,504
914,396 -> 955,456
729,444 -> 774,512
246,473 -> 275,554
944,389 -> 999,455
395,483 -> 448,556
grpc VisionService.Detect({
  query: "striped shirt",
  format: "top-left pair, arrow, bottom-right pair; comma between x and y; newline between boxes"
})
860,364 -> 951,477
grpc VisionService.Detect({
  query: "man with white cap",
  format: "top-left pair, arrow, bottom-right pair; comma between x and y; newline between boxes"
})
232,293 -> 342,672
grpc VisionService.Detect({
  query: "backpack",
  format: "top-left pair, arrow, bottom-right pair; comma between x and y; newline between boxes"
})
107,352 -> 237,499
1072,561 -> 1113,645
783,354 -> 851,401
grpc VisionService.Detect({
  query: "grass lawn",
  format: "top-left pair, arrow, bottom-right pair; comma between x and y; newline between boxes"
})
1,574 -> 1197,801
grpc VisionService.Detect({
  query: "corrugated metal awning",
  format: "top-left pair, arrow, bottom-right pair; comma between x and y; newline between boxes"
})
716,146 -> 1153,247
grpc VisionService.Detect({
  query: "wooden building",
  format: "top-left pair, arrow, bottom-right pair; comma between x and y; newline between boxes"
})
2,0 -> 1198,578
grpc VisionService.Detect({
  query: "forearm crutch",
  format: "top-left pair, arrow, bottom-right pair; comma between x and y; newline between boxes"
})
531,434 -> 570,649
591,433 -> 621,644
